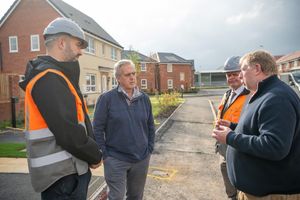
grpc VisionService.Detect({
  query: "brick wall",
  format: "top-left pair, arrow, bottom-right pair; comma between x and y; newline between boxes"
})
0,73 -> 24,122
136,63 -> 157,93
159,63 -> 194,92
0,0 -> 61,122
0,0 -> 61,74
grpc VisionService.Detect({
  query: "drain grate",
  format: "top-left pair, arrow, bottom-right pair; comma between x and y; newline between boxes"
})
147,167 -> 177,180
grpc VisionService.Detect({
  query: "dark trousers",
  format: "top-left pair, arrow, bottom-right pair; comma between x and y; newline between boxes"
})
41,170 -> 91,200
104,155 -> 150,200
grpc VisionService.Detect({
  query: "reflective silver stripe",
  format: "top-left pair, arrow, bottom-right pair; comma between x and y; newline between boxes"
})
26,128 -> 54,140
30,151 -> 72,168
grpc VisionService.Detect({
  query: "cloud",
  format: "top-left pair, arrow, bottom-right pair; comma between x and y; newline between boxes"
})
226,2 -> 264,25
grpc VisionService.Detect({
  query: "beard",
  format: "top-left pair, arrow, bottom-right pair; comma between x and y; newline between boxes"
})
63,42 -> 80,62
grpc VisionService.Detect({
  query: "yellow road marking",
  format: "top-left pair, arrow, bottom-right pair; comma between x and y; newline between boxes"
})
147,166 -> 178,180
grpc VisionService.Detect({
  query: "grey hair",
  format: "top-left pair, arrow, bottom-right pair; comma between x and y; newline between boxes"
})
114,59 -> 135,78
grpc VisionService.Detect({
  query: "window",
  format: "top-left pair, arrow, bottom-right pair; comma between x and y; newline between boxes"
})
167,79 -> 173,89
167,63 -> 173,72
111,47 -> 117,60
19,75 -> 25,81
102,44 -> 105,55
85,74 -> 96,92
180,72 -> 185,81
85,36 -> 95,54
112,77 -> 118,88
101,75 -> 107,93
30,35 -> 40,51
9,36 -> 18,53
141,79 -> 147,89
141,63 -> 146,71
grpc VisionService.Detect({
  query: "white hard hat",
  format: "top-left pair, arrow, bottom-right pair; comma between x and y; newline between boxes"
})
223,56 -> 241,72
43,17 -> 88,49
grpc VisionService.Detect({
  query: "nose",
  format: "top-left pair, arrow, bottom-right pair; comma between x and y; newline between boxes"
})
78,49 -> 83,56
239,72 -> 243,79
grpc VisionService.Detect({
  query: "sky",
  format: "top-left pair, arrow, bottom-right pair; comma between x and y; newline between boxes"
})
1,0 -> 299,71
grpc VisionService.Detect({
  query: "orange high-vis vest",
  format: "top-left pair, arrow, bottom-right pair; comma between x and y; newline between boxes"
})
25,69 -> 89,192
217,93 -> 248,123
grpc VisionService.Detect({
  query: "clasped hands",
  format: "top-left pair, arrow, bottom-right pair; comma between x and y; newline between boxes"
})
212,119 -> 232,144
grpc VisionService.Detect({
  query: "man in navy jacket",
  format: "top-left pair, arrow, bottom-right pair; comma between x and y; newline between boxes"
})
213,50 -> 300,199
93,59 -> 155,200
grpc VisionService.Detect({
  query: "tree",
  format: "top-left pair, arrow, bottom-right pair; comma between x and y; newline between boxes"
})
127,48 -> 141,75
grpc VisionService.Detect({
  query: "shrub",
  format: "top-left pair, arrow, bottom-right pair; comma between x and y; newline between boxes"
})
158,92 -> 181,117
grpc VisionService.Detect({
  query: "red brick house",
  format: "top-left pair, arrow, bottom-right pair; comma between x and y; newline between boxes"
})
0,0 -> 122,121
152,52 -> 194,92
121,50 -> 158,93
122,51 -> 195,93
276,51 -> 300,72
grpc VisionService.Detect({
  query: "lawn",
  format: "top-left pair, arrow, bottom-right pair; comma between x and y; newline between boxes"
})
0,143 -> 27,158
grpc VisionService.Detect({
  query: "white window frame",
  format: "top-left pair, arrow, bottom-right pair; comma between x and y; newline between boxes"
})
30,34 -> 40,51
141,79 -> 147,89
180,72 -> 185,81
85,36 -> 95,54
85,74 -> 96,93
111,47 -> 117,60
141,63 -> 147,72
294,60 -> 298,68
9,36 -> 18,53
167,79 -> 173,89
167,63 -> 173,72
19,75 -> 25,81
112,77 -> 118,88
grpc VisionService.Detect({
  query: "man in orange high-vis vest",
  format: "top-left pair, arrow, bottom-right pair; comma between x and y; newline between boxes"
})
19,18 -> 102,200
215,56 -> 250,200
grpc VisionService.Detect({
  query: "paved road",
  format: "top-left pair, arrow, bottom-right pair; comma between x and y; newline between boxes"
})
0,173 -> 105,200
0,131 -> 25,143
144,96 -> 225,200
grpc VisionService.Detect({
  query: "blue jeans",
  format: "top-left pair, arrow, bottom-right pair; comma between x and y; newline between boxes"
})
41,170 -> 91,200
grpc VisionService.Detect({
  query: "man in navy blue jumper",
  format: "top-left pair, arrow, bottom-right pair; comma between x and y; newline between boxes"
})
213,50 -> 300,200
93,59 -> 155,200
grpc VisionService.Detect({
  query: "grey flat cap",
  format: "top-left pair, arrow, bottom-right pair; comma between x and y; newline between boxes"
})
224,56 -> 241,72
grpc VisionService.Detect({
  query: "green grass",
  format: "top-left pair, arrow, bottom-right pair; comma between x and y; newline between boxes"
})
150,96 -> 160,117
150,96 -> 184,118
0,143 -> 27,158
87,95 -> 184,120
0,120 -> 25,131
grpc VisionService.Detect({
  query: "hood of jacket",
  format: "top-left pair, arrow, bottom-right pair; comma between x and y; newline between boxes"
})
19,56 -> 81,91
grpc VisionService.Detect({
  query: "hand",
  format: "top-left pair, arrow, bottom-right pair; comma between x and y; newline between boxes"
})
216,119 -> 231,128
89,161 -> 102,169
212,125 -> 232,144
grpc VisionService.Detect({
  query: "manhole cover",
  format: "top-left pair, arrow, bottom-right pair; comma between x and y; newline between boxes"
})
148,166 -> 177,180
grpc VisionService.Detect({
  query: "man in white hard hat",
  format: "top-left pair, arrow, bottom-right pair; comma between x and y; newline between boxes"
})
214,56 -> 249,200
19,17 -> 102,200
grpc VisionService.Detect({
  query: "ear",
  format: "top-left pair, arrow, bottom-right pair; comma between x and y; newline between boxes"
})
254,63 -> 262,75
116,76 -> 120,83
57,37 -> 66,50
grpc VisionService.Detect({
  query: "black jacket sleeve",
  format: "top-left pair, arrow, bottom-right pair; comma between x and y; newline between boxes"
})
32,73 -> 101,165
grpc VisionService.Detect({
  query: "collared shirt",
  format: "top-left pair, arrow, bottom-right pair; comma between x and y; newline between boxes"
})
230,85 -> 245,104
117,85 -> 142,105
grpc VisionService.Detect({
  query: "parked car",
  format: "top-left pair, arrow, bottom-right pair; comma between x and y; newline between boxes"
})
279,70 -> 300,96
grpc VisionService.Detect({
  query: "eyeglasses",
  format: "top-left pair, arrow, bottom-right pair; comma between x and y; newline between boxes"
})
123,72 -> 136,77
